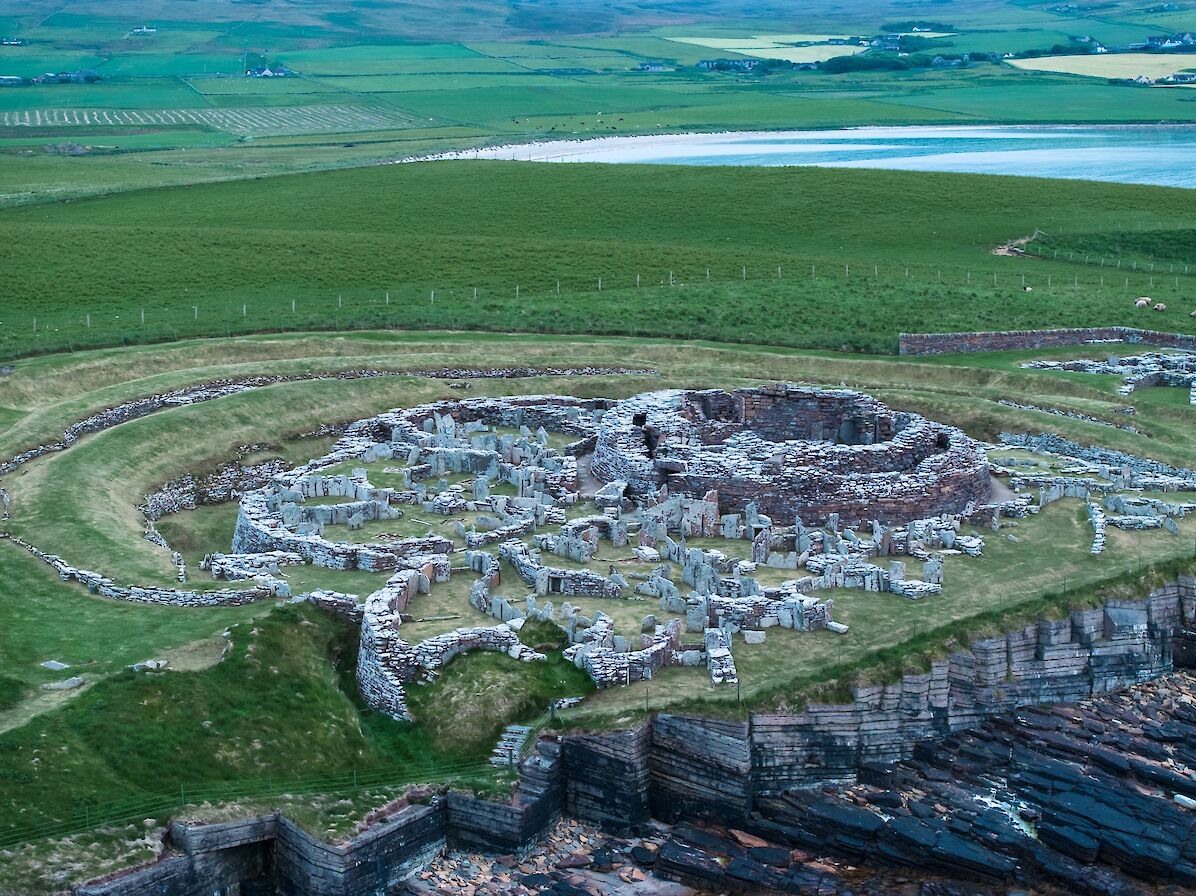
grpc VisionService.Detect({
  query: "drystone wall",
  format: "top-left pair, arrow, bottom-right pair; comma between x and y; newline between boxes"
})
1022,350 -> 1196,403
75,740 -> 566,896
1001,431 -> 1196,488
2,533 -> 283,607
357,572 -> 545,721
591,385 -> 990,525
140,453 -> 290,521
899,326 -> 1196,356
0,366 -> 654,477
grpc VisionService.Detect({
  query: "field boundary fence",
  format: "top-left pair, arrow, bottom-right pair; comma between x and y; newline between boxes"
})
4,252 -> 1196,363
1021,241 -> 1196,278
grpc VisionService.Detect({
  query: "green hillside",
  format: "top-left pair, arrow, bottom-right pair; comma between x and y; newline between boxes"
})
1,161 -> 1194,357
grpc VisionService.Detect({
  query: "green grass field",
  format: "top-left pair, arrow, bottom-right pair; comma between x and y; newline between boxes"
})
0,162 -> 1192,359
0,332 -> 1193,881
0,0 -> 1192,205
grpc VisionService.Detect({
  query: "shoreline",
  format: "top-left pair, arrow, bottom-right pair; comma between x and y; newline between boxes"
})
388,123 -> 1196,188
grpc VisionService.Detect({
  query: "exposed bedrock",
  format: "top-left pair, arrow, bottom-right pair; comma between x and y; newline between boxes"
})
747,669 -> 1196,894
74,577 -> 1196,895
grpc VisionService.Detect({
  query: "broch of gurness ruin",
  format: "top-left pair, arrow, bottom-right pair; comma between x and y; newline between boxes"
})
0,1 -> 1195,895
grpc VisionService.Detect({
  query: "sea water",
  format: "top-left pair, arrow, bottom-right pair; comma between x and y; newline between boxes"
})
466,125 -> 1196,188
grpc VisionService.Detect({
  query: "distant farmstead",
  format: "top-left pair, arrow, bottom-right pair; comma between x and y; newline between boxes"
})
697,58 -> 759,72
245,65 -> 295,78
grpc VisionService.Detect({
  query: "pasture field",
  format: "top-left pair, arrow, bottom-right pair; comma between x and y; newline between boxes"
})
0,163 -> 1194,359
862,75 -> 1196,120
184,76 -> 342,96
0,331 -> 1193,888
1010,53 -> 1196,80
0,0 -> 1192,203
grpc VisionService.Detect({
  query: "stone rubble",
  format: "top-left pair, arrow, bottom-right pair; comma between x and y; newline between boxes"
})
1000,431 -> 1196,490
1022,349 -> 1196,405
996,398 -> 1139,432
592,385 -> 991,527
201,551 -> 305,580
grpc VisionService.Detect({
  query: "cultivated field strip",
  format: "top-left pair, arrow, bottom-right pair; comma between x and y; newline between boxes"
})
0,105 -> 422,136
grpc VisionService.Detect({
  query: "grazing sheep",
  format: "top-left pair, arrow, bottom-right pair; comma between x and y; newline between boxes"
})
1154,303 -> 1167,312
1023,286 -> 1033,292
1135,298 -> 1150,308
1191,309 -> 1196,318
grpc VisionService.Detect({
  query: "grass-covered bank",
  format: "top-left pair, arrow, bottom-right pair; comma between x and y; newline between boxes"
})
0,331 -> 1192,863
561,507 -> 1196,724
0,599 -> 589,844
1,162 -> 1195,358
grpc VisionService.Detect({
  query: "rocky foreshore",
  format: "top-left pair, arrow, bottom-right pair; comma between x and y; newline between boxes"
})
403,673 -> 1196,896
73,670 -> 1196,896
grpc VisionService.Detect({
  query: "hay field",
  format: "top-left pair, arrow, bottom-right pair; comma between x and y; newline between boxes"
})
1009,53 -> 1196,80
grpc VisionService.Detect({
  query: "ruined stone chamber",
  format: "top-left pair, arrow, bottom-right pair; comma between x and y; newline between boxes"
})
591,385 -> 991,526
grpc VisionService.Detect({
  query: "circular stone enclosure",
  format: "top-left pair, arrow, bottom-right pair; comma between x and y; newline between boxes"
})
591,385 -> 991,525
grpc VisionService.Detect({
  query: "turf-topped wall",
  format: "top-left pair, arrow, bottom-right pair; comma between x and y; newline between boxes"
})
75,734 -> 568,896
899,327 -> 1196,355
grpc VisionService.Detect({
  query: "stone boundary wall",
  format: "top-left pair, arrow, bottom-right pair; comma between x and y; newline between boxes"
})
0,365 -> 656,478
1,533 -> 279,607
898,327 -> 1196,356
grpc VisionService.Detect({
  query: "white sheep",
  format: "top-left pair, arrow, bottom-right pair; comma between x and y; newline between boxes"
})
1135,298 -> 1150,308
1153,302 -> 1167,312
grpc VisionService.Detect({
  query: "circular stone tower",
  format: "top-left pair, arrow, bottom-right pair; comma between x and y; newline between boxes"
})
590,384 -> 990,525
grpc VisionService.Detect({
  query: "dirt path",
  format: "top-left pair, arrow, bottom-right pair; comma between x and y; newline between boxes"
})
993,229 -> 1043,257
574,453 -> 605,499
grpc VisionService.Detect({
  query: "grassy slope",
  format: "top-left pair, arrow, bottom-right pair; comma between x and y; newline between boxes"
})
0,597 -> 591,842
0,331 -> 1192,855
1,163 -> 1195,358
